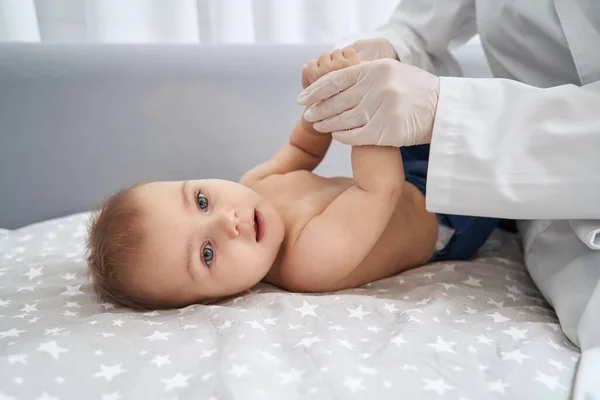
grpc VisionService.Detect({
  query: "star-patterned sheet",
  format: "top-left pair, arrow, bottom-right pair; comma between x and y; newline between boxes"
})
0,212 -> 580,400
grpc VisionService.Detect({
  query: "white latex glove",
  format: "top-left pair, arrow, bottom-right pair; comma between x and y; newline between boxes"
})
297,58 -> 440,148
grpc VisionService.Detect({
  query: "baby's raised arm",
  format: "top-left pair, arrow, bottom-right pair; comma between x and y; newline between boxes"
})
239,49 -> 358,185
281,143 -> 405,291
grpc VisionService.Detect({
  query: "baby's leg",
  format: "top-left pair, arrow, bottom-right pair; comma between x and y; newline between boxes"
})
302,48 -> 359,89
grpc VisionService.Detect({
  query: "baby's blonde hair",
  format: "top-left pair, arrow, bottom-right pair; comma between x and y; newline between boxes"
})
86,185 -> 153,310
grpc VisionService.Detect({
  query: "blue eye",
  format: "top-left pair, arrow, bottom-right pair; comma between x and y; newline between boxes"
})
202,243 -> 214,265
196,192 -> 209,211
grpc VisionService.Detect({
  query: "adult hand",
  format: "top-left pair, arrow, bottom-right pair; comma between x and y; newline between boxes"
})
297,58 -> 440,148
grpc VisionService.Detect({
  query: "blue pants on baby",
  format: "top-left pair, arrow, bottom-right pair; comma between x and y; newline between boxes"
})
401,144 -> 501,262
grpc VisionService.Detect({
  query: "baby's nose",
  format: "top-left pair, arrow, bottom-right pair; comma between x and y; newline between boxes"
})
219,209 -> 239,238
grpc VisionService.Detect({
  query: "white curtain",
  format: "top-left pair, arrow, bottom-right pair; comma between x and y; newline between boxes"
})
0,0 -> 399,44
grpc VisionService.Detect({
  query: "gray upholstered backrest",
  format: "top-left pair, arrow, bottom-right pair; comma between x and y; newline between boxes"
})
0,42 -> 490,229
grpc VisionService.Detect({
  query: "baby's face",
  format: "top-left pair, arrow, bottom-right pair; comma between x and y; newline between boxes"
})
130,179 -> 285,306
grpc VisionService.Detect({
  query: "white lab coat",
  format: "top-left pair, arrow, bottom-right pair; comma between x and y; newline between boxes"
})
356,0 -> 600,398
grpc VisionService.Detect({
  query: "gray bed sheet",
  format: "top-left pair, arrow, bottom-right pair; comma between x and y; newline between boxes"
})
0,212 -> 579,399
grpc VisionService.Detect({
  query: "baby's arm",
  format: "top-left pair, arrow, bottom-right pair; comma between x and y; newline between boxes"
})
239,49 -> 358,185
281,144 -> 405,291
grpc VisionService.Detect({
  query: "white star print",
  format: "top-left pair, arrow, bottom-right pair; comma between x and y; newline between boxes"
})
13,313 -> 29,319
0,328 -> 25,339
502,327 -> 528,340
294,301 -> 318,317
228,364 -> 250,378
467,346 -> 477,353
366,325 -> 381,333
454,318 -> 466,324
17,287 -> 34,292
63,273 -> 77,280
328,325 -> 344,331
488,379 -> 510,394
44,327 -> 64,336
94,350 -> 103,356
548,359 -> 567,372
162,373 -> 194,391
98,332 -> 115,338
144,330 -> 171,342
150,355 -> 171,367
338,339 -> 354,349
506,284 -> 523,294
438,283 -> 457,290
475,334 -> 493,345
218,320 -> 233,331
347,305 -> 371,320
263,317 -> 278,325
408,315 -> 422,323
37,341 -> 68,359
463,276 -> 482,287
62,310 -> 78,317
63,302 -> 80,308
382,302 -> 398,313
412,298 -> 431,308
502,348 -> 532,365
201,373 -> 212,381
401,364 -> 418,372
343,377 -> 365,392
8,354 -> 27,365
487,298 -> 504,308
487,312 -> 511,323
260,350 -> 278,362
24,267 -> 43,281
390,334 -> 407,347
288,324 -> 302,330
427,336 -> 457,353
61,285 -> 83,296
277,368 -> 304,384
432,316 -> 440,323
463,306 -> 478,315
35,393 -> 58,400
534,371 -> 567,391
143,310 -> 160,316
453,366 -> 463,371
102,392 -> 123,400
199,349 -> 217,358
547,338 -> 564,350
423,272 -> 435,279
423,378 -> 453,395
20,302 -> 38,313
295,335 -> 322,348
507,294 -> 520,302
94,364 -> 126,382
246,320 -> 267,333
361,353 -> 372,359
357,365 -> 377,375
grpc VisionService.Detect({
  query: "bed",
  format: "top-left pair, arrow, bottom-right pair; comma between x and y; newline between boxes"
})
0,43 -> 580,399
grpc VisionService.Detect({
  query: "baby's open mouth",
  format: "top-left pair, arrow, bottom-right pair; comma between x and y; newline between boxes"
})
254,209 -> 264,243
254,211 -> 258,241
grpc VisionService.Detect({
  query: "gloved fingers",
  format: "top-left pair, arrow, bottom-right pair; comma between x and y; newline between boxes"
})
312,107 -> 369,133
297,63 -> 363,106
303,85 -> 363,122
331,127 -> 364,146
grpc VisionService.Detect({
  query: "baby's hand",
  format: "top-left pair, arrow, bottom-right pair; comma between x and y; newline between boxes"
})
302,48 -> 359,89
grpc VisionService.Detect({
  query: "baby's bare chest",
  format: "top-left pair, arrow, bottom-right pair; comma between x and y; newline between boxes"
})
254,171 -> 352,232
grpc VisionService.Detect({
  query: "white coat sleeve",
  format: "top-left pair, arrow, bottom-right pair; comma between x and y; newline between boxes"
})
426,78 -> 600,220
337,0 -> 478,76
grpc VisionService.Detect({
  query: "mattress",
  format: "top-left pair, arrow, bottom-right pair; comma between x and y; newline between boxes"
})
0,212 -> 579,399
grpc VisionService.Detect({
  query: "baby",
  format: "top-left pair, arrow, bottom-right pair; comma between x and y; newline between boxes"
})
87,48 -> 497,309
